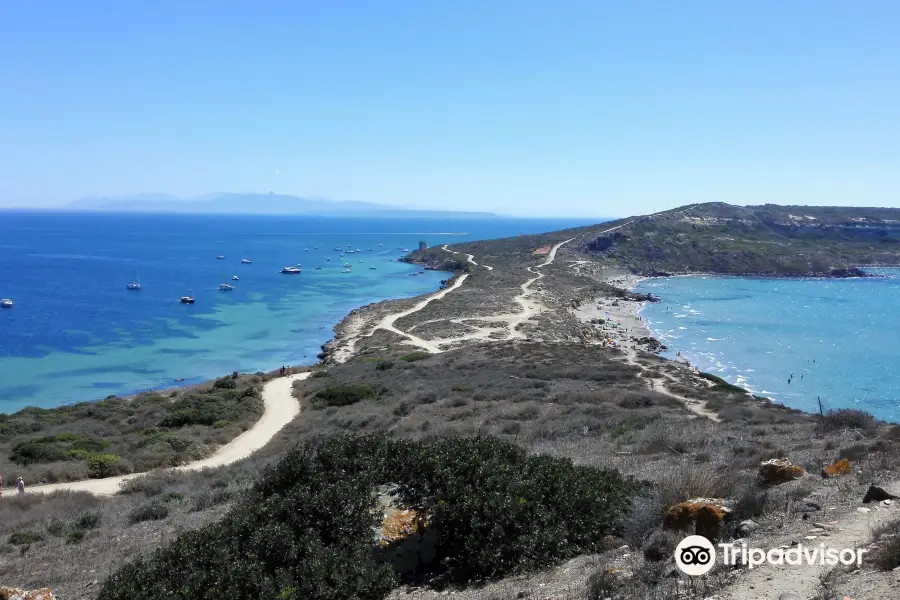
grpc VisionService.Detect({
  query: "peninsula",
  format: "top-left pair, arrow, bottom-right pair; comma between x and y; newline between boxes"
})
3,203 -> 900,600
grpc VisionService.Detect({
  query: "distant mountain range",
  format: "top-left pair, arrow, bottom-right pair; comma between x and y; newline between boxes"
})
66,193 -> 497,218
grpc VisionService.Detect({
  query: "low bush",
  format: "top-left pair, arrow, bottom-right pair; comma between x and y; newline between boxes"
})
310,370 -> 329,378
8,530 -> 44,545
872,517 -> 900,571
87,453 -> 122,478
128,499 -> 170,524
826,408 -> 877,431
698,372 -> 747,395
375,360 -> 394,371
99,434 -> 639,598
399,351 -> 431,362
65,528 -> 87,544
73,510 -> 102,530
312,383 -> 383,407
190,487 -> 232,512
100,437 -> 398,600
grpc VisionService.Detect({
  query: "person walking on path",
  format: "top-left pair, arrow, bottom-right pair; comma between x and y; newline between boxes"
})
16,477 -> 24,495
280,365 -> 285,377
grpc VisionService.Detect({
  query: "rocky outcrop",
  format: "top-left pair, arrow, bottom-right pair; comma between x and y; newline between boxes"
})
821,458 -> 851,478
862,485 -> 899,504
759,458 -> 805,485
663,498 -> 731,541
375,507 -> 438,574
0,588 -> 55,600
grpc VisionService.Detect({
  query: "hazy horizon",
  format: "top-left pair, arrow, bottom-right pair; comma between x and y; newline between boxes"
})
2,2 -> 899,217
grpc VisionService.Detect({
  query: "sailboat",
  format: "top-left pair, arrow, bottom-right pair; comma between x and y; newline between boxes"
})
179,289 -> 195,304
127,265 -> 141,290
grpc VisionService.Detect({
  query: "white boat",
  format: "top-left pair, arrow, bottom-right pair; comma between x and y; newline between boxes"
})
232,275 -> 239,281
369,266 -> 376,270
0,299 -> 12,308
378,243 -> 383,246
401,248 -> 410,252
281,266 -> 301,274
314,266 -> 322,270
127,265 -> 141,290
343,263 -> 352,268
219,283 -> 234,291
240,259 -> 252,264
358,260 -> 363,263
342,269 -> 351,273
179,290 -> 195,304
216,255 -> 226,260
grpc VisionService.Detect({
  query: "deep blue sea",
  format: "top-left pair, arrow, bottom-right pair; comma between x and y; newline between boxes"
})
0,211 -> 596,412
636,271 -> 900,422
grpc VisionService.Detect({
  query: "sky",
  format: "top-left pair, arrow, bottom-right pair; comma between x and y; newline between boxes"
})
1,1 -> 898,218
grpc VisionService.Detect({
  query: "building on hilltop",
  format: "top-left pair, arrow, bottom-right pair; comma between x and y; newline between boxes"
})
418,241 -> 428,251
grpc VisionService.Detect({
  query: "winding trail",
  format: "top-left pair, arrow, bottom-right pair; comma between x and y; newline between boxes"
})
717,484 -> 899,600
28,373 -> 309,496
372,274 -> 469,352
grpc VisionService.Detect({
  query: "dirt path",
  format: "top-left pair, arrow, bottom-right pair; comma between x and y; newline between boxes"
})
440,244 -> 494,271
28,373 -> 309,496
372,275 -> 469,353
717,486 -> 899,600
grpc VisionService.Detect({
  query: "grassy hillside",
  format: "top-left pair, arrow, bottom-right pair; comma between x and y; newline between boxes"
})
580,203 -> 900,276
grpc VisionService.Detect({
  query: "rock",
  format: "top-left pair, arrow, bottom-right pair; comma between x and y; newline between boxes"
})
863,485 -> 899,504
779,594 -> 803,600
806,501 -> 823,510
663,498 -> 731,537
737,519 -> 759,537
517,592 -> 531,599
885,499 -> 894,506
857,507 -> 872,514
0,589 -> 55,600
822,458 -> 852,478
759,458 -> 805,485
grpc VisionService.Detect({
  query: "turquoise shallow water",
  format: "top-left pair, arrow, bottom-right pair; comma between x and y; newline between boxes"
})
0,211 -> 596,412
635,270 -> 900,422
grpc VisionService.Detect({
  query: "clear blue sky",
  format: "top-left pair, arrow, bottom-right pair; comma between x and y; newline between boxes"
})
1,1 -> 898,217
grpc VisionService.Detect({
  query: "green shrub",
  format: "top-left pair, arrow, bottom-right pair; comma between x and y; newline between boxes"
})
66,529 -> 88,544
826,408 -> 877,431
312,383 -> 382,408
399,351 -> 431,362
451,385 -> 473,392
310,370 -> 330,378
99,435 -> 638,598
128,499 -> 170,524
190,487 -> 232,512
392,436 -> 637,582
100,437 -> 398,600
45,517 -> 66,536
87,452 -> 122,478
375,360 -> 394,371
872,517 -> 900,571
698,372 -> 747,394
73,511 -> 102,530
8,531 -> 44,545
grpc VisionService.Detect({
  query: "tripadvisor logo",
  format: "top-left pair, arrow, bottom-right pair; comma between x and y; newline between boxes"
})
674,535 -> 869,576
675,535 -> 716,576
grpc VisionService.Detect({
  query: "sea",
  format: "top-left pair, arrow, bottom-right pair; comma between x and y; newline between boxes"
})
0,211 -> 596,413
636,272 -> 900,423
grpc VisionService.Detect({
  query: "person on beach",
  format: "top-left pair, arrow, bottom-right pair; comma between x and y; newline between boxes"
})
16,477 -> 24,495
280,365 -> 285,377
